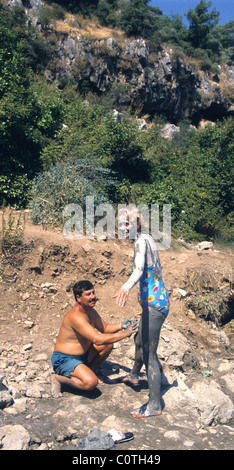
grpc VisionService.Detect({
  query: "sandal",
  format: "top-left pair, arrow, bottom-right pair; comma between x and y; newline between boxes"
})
108,428 -> 134,444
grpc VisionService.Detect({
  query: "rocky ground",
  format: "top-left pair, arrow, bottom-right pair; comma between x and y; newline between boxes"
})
0,212 -> 233,451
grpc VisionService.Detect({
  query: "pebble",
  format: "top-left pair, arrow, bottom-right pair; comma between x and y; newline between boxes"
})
21,293 -> 30,301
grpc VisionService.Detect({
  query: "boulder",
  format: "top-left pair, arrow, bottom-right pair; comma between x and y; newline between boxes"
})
0,425 -> 31,450
0,376 -> 13,409
190,381 -> 234,425
77,428 -> 116,450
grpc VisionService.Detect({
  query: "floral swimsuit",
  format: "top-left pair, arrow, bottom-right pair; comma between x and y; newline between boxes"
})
134,263 -> 170,316
122,234 -> 170,317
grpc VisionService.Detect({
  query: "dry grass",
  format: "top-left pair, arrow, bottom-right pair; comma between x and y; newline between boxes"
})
56,13 -> 125,42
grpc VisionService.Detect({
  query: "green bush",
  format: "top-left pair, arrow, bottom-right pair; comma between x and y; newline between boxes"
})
1,209 -> 25,256
29,159 -> 118,226
0,175 -> 31,209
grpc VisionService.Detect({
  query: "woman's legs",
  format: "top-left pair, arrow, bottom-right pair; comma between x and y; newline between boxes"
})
131,307 -> 165,417
119,316 -> 144,384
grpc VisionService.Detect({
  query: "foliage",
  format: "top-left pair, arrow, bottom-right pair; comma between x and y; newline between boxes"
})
95,0 -> 117,27
29,159 -> 118,226
117,0 -> 162,39
1,209 -> 25,256
186,0 -> 219,49
0,76 -> 64,207
39,95 -> 149,182
46,0 -> 99,16
37,3 -> 66,29
42,0 -> 233,64
0,3 -> 62,207
138,118 -> 234,241
0,1 -> 234,243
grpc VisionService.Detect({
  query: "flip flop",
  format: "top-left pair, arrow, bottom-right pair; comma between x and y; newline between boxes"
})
130,404 -> 162,418
108,428 -> 134,444
118,376 -> 139,385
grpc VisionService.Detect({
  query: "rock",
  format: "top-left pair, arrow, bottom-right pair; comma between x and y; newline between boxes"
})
137,118 -> 147,130
0,389 -> 14,409
158,328 -> 191,368
164,374 -> 198,413
190,381 -> 234,425
178,288 -> 188,297
0,377 -> 14,409
41,282 -> 58,293
23,343 -> 33,351
55,427 -> 79,443
24,386 -> 42,398
182,351 -> 200,372
164,430 -> 183,441
161,124 -> 180,139
6,3 -> 234,122
34,353 -> 48,362
37,443 -> 48,450
100,415 -> 125,434
219,374 -> 234,394
186,309 -> 196,320
198,241 -> 213,250
0,424 -> 31,450
7,0 -> 23,7
77,428 -> 116,450
4,397 -> 27,415
24,320 -> 34,329
217,361 -> 233,373
22,293 -> 30,301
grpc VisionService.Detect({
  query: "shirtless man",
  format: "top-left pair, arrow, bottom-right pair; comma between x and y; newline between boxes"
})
51,280 -> 137,396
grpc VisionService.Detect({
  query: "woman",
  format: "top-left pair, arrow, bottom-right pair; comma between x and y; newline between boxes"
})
113,208 -> 170,418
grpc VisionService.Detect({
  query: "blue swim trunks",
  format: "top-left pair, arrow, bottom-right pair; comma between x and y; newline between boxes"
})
51,350 -> 90,378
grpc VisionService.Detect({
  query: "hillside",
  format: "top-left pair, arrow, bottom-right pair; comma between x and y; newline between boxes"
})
0,0 -> 234,244
7,0 -> 234,123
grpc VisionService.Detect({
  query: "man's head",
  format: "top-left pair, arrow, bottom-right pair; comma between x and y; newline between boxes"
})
73,280 -> 96,309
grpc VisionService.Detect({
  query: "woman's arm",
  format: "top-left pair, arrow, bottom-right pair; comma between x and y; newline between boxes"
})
113,237 -> 146,306
122,237 -> 146,293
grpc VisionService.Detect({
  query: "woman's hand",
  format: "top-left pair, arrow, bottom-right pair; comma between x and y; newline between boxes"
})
113,288 -> 128,307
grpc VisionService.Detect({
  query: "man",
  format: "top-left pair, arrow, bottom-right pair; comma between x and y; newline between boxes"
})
51,280 -> 137,396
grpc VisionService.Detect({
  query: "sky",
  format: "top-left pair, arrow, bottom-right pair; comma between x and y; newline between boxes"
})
149,1 -> 234,26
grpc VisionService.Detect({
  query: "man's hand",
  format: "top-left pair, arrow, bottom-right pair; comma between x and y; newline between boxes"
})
121,318 -> 138,330
125,322 -> 138,337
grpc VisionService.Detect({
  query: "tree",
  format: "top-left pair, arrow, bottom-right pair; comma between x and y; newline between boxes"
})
117,0 -> 161,38
96,0 -> 117,27
213,21 -> 234,63
186,0 -> 220,48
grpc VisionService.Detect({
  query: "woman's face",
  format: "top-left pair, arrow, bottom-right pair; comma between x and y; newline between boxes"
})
119,219 -> 130,238
118,215 -> 139,239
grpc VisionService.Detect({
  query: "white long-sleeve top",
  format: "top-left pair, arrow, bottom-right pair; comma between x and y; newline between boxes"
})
122,234 -> 162,295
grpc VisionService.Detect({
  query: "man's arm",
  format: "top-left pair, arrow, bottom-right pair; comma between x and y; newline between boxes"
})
70,312 -> 136,346
94,310 -> 122,334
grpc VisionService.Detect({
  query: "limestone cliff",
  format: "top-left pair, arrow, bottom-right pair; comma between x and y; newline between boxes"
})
8,0 -> 234,124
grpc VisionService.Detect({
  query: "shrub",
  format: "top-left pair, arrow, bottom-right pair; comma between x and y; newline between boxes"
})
200,58 -> 212,71
0,175 -> 31,208
1,209 -> 25,256
29,159 -> 118,226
